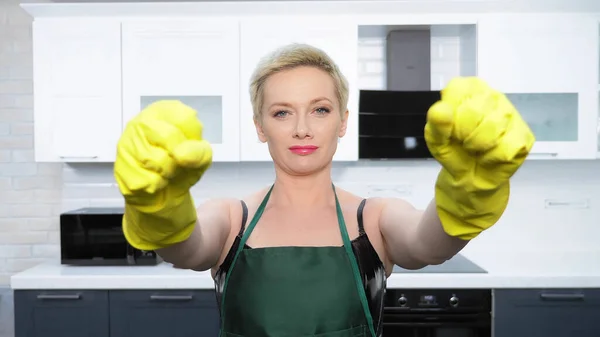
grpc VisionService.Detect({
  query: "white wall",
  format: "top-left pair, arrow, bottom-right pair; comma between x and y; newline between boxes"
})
2,1 -> 600,291
1,0 -> 64,289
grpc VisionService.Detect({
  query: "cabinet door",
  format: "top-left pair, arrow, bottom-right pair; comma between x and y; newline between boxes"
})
122,20 -> 241,162
32,19 -> 122,162
239,17 -> 359,162
477,14 -> 598,159
494,289 -> 600,337
109,290 -> 220,337
14,290 -> 109,337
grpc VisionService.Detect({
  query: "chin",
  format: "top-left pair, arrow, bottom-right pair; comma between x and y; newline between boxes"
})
287,161 -> 324,176
272,151 -> 333,176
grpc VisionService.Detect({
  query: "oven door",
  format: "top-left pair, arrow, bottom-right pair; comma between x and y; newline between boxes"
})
382,310 -> 491,337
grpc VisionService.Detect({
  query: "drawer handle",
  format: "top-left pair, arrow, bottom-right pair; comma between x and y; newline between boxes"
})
149,295 -> 194,301
37,294 -> 81,300
540,293 -> 585,301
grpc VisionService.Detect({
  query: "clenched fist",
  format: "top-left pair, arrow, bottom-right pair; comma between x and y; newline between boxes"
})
424,77 -> 535,239
114,100 -> 213,250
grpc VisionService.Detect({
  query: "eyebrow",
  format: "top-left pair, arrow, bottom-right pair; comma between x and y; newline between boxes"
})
268,97 -> 333,109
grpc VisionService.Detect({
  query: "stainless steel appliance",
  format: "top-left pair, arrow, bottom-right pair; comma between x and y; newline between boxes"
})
383,254 -> 491,337
60,207 -> 162,266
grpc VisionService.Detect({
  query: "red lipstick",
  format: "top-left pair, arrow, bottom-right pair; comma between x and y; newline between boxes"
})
289,145 -> 319,155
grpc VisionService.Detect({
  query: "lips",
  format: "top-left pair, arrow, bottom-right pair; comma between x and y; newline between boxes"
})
289,145 -> 319,150
289,145 -> 319,155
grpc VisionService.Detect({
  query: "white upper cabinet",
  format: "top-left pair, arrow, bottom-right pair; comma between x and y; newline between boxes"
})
478,14 -> 598,159
32,19 -> 123,162
24,2 -> 600,163
239,17 -> 359,162
121,20 -> 241,162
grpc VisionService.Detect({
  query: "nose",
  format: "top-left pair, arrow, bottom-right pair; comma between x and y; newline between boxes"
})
293,113 -> 313,139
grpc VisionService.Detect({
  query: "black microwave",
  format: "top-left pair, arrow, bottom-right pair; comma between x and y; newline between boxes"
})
60,207 -> 162,266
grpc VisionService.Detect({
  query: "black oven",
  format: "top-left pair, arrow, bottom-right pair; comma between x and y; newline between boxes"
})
382,289 -> 492,337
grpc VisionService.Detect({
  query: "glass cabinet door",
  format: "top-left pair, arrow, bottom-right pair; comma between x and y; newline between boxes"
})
478,15 -> 598,159
505,92 -> 596,159
122,20 -> 241,162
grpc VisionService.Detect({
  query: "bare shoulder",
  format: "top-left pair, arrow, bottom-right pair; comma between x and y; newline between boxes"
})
195,186 -> 272,236
332,187 -> 368,210
195,197 -> 241,228
209,186 -> 273,273
332,187 -> 387,220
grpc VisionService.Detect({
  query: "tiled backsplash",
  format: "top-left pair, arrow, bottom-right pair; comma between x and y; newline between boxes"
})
64,160 -> 600,254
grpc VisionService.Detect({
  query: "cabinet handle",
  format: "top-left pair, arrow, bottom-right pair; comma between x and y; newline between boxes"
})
528,153 -> 558,158
544,199 -> 590,209
149,295 -> 194,301
59,156 -> 98,159
37,294 -> 81,300
540,293 -> 585,301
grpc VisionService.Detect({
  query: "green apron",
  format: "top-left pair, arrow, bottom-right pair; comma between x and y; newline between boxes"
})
218,184 -> 377,337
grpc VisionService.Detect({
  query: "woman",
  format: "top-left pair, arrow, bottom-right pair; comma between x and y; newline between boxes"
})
114,44 -> 534,337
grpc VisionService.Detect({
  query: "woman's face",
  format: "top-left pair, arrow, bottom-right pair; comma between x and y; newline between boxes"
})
255,66 -> 349,175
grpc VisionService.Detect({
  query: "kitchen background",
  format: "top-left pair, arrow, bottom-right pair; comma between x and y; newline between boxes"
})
1,0 -> 600,335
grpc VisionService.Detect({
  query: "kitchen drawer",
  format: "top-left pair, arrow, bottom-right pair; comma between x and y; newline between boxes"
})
494,289 -> 600,337
109,289 -> 217,307
14,290 -> 109,337
109,290 -> 220,337
495,288 -> 600,307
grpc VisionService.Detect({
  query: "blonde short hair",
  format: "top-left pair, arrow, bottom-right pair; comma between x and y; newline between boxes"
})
249,43 -> 349,124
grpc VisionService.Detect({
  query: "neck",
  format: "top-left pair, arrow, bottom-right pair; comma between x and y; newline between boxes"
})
271,164 -> 335,208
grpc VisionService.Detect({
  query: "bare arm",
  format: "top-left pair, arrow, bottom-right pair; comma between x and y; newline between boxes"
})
155,198 -> 235,271
379,198 -> 469,270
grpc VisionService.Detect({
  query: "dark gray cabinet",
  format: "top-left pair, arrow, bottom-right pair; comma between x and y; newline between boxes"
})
14,290 -> 109,337
110,290 -> 219,337
494,289 -> 600,337
16,287 -> 600,337
14,289 -> 219,337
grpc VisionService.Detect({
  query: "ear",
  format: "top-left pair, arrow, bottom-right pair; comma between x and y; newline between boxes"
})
338,109 -> 349,138
254,117 -> 268,143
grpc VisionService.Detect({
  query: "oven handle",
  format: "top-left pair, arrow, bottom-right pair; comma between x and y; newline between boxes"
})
384,322 -> 443,328
383,321 -> 489,328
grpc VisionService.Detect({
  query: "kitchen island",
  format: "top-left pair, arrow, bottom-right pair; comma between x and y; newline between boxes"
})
10,250 -> 600,337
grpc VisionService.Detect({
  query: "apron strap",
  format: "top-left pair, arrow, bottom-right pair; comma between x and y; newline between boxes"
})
219,185 -> 275,335
333,184 -> 377,337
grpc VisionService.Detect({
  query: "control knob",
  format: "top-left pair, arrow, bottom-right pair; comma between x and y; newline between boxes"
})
397,295 -> 408,307
449,295 -> 459,307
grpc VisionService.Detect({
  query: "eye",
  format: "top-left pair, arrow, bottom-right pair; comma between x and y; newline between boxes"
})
315,107 -> 331,115
273,110 -> 289,118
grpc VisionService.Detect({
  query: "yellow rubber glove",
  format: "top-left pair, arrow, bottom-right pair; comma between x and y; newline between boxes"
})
114,100 -> 213,250
424,77 -> 535,240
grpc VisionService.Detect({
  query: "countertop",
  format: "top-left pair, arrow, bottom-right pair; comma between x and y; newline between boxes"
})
10,250 -> 600,290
